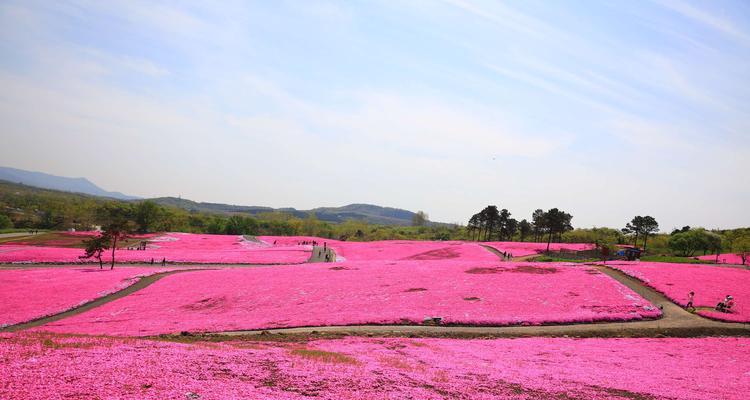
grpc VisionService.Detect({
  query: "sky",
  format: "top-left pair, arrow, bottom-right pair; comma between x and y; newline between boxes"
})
0,0 -> 748,231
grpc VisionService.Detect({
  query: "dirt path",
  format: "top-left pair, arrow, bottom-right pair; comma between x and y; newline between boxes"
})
209,263 -> 748,338
479,244 -> 538,261
479,244 -> 509,260
0,232 -> 38,239
2,260 -> 747,338
0,268 -> 210,332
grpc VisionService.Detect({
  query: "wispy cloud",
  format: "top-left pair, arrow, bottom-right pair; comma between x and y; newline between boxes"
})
655,0 -> 750,46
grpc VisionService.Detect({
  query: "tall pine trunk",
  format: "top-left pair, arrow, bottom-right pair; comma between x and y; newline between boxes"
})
110,236 -> 117,270
546,231 -> 553,253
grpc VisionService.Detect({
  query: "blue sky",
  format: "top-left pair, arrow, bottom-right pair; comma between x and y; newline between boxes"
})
1,0 -> 748,230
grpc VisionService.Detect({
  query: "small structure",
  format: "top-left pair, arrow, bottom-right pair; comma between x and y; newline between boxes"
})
617,246 -> 642,261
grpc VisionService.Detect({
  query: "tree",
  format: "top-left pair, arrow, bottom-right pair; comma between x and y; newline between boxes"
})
0,214 -> 12,229
622,216 -> 659,251
732,236 -> 750,265
80,234 -> 109,269
622,217 -> 642,247
668,229 -> 715,257
412,211 -> 429,227
639,216 -> 659,251
134,200 -> 162,233
500,217 -> 518,241
542,208 -> 573,252
467,213 -> 481,241
97,203 -> 136,269
518,219 -> 532,242
531,209 -> 545,242
480,206 -> 500,241
224,215 -> 259,235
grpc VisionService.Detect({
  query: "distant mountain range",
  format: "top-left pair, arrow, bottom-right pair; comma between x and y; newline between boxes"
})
0,166 -> 138,200
150,197 -> 422,226
0,166 -> 429,226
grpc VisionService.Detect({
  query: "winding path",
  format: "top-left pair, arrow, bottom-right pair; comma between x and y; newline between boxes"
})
1,246 -> 747,337
0,269 -> 211,332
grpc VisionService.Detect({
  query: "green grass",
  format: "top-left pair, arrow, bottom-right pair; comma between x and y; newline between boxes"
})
640,255 -> 716,264
530,255 -> 600,263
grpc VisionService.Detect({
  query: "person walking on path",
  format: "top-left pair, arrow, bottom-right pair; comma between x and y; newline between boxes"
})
685,291 -> 696,312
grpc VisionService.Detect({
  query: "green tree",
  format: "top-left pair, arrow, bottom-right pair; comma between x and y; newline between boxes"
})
97,203 -> 136,269
732,236 -> 750,265
412,211 -> 429,227
531,209 -> 545,242
542,208 -> 573,252
639,216 -> 659,251
518,219 -> 532,242
80,234 -> 109,269
0,214 -> 12,229
134,200 -> 162,233
224,215 -> 259,235
668,229 -> 715,257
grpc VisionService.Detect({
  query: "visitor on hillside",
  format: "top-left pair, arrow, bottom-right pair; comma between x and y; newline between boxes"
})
161,257 -> 166,266
685,291 -> 696,312
716,295 -> 734,313
150,258 -> 154,265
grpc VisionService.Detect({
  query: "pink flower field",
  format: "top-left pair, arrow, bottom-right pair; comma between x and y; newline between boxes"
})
483,241 -> 595,257
607,262 -> 750,322
698,253 -> 747,265
0,267 -> 175,327
331,240 -> 500,262
34,261 -> 659,336
0,233 -> 312,264
1,333 -> 747,399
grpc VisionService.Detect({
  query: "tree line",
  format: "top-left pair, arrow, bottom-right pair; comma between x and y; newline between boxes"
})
467,206 -> 573,251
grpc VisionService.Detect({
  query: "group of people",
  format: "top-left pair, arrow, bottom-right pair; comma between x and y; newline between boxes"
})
298,240 -> 320,246
316,248 -> 333,262
685,291 -> 736,313
148,257 -> 167,266
500,251 -> 514,261
127,241 -> 149,251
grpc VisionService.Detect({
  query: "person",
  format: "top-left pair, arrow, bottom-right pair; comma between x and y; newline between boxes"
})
725,296 -> 735,312
685,291 -> 696,312
150,258 -> 154,265
161,257 -> 166,266
716,295 -> 734,313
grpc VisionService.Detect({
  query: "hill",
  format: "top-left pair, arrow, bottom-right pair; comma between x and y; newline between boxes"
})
0,166 -> 138,200
149,197 -> 423,226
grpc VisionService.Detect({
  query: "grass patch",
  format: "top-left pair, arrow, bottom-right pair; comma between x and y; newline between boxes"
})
640,255 -> 716,264
0,231 -> 145,248
530,255 -> 599,263
290,348 -> 358,365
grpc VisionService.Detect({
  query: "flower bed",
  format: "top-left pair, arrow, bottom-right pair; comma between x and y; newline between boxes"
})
34,261 -> 659,336
698,253 -> 747,265
0,233 -> 311,264
1,333 -> 747,399
607,261 -> 750,322
483,241 -> 595,257
331,240 -> 499,262
0,267 -> 175,327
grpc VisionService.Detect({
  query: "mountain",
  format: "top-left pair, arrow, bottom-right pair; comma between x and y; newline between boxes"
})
149,197 -> 426,226
0,166 -> 139,200
0,167 -> 432,226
